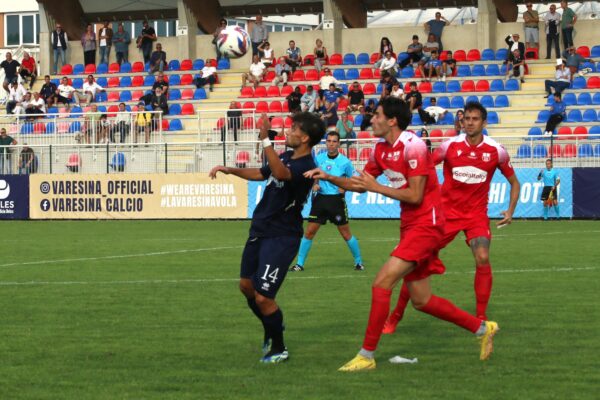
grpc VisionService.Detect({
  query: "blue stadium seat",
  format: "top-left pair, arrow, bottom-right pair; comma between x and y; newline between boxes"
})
144,75 -> 155,86
594,144 -> 600,157
97,63 -> 108,74
466,95 -> 479,104
422,97 -> 432,108
471,65 -> 485,76
563,93 -> 577,106
169,104 -> 181,115
593,93 -> 600,105
193,59 -> 205,70
169,119 -> 183,131
110,152 -> 126,171
480,95 -> 494,108
495,48 -> 508,60
96,77 -> 108,87
457,65 -> 471,77
376,83 -> 383,94
590,45 -> 600,58
495,95 -> 509,107
95,92 -> 107,102
46,122 -> 56,133
481,48 -> 495,61
73,64 -> 85,74
437,97 -> 450,108
590,126 -> 600,135
69,121 -> 82,133
125,105 -> 132,112
528,127 -> 543,137
450,96 -> 464,108
566,109 -> 582,123
47,107 -> 59,115
20,123 -> 34,134
72,78 -> 83,89
357,53 -> 370,64
533,144 -> 547,158
580,61 -> 596,72
397,52 -> 409,63
440,112 -> 454,125
516,144 -> 531,158
505,79 -> 519,91
578,93 -> 592,105
490,79 -> 504,91
168,60 -> 181,71
70,106 -> 82,116
169,89 -> 181,101
571,77 -> 586,89
51,79 -> 60,87
432,81 -> 446,93
97,105 -> 107,113
500,64 -> 508,74
340,83 -> 349,95
579,144 -> 594,158
345,69 -> 359,80
193,88 -> 207,100
485,64 -> 500,76
536,110 -> 550,122
487,111 -> 499,124
169,75 -> 181,85
120,90 -> 132,102
120,62 -> 132,73
401,66 -> 414,78
343,53 -> 356,65
354,114 -> 363,127
333,69 -> 346,80
119,76 -> 132,87
217,58 -> 230,70
446,80 -> 460,93
411,113 -> 422,125
583,109 -> 597,122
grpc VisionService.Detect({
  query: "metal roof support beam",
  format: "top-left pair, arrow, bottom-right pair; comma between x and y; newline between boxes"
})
323,0 -> 345,53
477,0 -> 497,50
177,0 -> 197,62
493,0 -> 518,22
37,0 -> 86,39
332,0 -> 367,28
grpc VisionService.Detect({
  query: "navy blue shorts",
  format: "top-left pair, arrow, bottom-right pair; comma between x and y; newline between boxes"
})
240,236 -> 300,298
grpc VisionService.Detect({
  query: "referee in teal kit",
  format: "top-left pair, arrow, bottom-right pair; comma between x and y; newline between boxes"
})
538,158 -> 560,220
290,131 -> 364,272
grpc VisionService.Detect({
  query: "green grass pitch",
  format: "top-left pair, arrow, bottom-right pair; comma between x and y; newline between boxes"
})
0,220 -> 599,399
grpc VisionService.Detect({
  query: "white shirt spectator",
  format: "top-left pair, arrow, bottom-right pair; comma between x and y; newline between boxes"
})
249,61 -> 266,78
423,41 -> 440,57
555,67 -> 571,83
30,96 -> 46,113
318,75 -> 342,91
82,81 -> 104,97
200,66 -> 216,78
8,84 -> 27,102
390,87 -> 404,98
379,57 -> 397,71
115,111 -> 130,123
544,11 -> 561,34
100,28 -> 108,47
58,84 -> 76,98
262,48 -> 273,62
424,105 -> 447,122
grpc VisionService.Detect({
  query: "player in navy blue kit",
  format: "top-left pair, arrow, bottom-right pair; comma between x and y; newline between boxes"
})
290,131 -> 364,272
209,112 -> 324,363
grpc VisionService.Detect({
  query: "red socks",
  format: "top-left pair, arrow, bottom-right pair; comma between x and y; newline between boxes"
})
418,295 -> 482,333
362,286 -> 392,351
389,282 -> 411,323
474,264 -> 492,319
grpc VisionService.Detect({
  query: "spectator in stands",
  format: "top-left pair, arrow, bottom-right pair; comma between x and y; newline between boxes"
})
313,39 -> 328,73
454,109 -> 465,133
523,3 -> 540,50
1,52 -> 20,94
0,128 -> 17,174
417,97 -> 448,126
319,83 -> 343,109
405,81 -> 422,112
360,99 -> 376,130
286,86 -> 303,113
139,20 -> 157,64
560,1 -> 576,51
98,114 -> 112,144
134,101 -> 152,143
285,40 -> 302,72
318,67 -> 343,100
149,43 -> 167,73
152,72 -> 169,96
84,104 -> 101,143
319,100 -> 338,128
51,23 -> 68,75
25,92 -> 46,117
222,101 -> 242,141
212,19 -> 228,61
419,50 -> 442,82
56,77 -> 76,107
13,91 -> 31,116
81,24 -> 97,66
420,33 -> 440,65
98,21 -> 113,65
379,71 -> 399,100
504,34 -> 525,62
300,85 -> 318,112
505,49 -> 526,83
19,52 -> 37,90
378,50 -> 399,76
112,102 -> 130,143
272,57 -> 291,86
151,86 -> 169,123
420,128 -> 433,152
544,4 -> 561,59
544,92 -> 566,135
398,35 -> 423,69
113,23 -> 131,65
258,41 -> 274,67
374,37 -> 394,69
18,144 -> 37,174
544,59 -> 571,98
242,55 -> 266,89
74,75 -> 105,106
562,46 -> 592,78
336,111 -> 355,140
40,75 -> 57,108
347,82 -> 365,112
389,81 -> 404,99
6,80 -> 27,114
194,64 -> 217,92
250,15 -> 268,57
441,50 -> 457,80
424,12 -> 450,51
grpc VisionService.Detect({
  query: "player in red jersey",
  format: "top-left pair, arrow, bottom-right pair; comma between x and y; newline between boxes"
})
383,102 -> 521,335
305,98 -> 499,372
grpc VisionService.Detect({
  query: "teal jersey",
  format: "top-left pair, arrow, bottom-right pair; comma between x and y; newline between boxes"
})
542,168 -> 558,187
315,151 -> 355,195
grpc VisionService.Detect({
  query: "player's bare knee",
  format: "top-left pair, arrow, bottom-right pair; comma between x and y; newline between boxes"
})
239,279 -> 254,297
254,294 -> 277,314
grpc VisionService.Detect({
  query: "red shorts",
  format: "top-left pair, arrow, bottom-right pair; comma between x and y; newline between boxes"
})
442,216 -> 491,249
391,224 -> 446,282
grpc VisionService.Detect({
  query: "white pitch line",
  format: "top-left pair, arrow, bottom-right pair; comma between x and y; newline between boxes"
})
0,266 -> 597,287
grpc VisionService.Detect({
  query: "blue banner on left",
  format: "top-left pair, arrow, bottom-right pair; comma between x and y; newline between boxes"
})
0,175 -> 30,219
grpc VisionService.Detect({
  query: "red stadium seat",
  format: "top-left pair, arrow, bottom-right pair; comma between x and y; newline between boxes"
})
439,51 -> 449,61
338,98 -> 349,112
216,118 -> 225,130
347,147 -> 358,161
84,64 -> 96,74
243,101 -> 255,111
359,68 -> 373,79
558,126 -> 572,139
292,70 -> 305,81
267,86 -> 281,97
444,129 -> 457,137
271,117 -> 284,129
162,119 -> 170,131
429,129 -> 443,141
60,64 -> 73,75
461,80 -> 475,92
587,76 -> 600,89
373,69 -> 381,78
563,144 -> 577,157
107,105 -> 119,117
281,85 -> 294,97
282,101 -> 289,112
329,53 -> 343,65
525,47 -> 539,59
180,59 -> 193,71
404,82 -> 412,93
132,62 -> 144,73
263,70 -> 276,82
181,89 -> 194,100
305,69 -> 319,80
243,117 -> 255,129
475,80 -> 490,92
236,151 -> 250,166
107,77 -> 120,88
418,81 -> 432,93
240,87 -> 254,98
206,59 -> 217,67
253,86 -> 267,97
108,63 -> 120,73
359,148 -> 373,161
363,83 -> 376,95
131,76 -> 144,87
180,74 -> 193,85
108,91 -> 120,102
284,116 -> 292,128
453,50 -> 467,62
303,54 -> 315,66
255,101 -> 269,113
131,90 -> 144,101
181,103 -> 195,115
370,52 -> 380,64
577,46 -> 590,58
34,122 -> 46,134
357,131 -> 373,139
551,144 -> 563,157
268,101 -> 282,113
573,126 -> 588,137
466,49 -> 481,61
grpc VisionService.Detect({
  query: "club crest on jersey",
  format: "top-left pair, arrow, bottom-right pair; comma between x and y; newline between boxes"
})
384,151 -> 401,161
469,151 -> 477,159
408,159 -> 418,169
326,164 -> 332,171
457,150 -> 463,157
482,152 -> 491,162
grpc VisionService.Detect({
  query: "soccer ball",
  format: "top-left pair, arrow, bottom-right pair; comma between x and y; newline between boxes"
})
217,26 -> 250,58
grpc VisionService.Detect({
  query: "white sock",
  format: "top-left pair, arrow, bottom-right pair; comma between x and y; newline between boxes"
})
359,348 -> 375,359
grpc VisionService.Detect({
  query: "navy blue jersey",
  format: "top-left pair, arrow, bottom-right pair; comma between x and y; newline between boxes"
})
250,151 -> 316,237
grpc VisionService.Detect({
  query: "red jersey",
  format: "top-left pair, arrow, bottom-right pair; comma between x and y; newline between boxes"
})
21,57 -> 36,72
364,131 -> 443,228
433,133 -> 515,220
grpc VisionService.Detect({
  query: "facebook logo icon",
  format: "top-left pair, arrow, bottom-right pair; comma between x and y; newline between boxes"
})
40,199 -> 50,212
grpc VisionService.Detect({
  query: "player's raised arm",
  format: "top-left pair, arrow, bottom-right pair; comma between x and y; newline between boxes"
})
304,168 -> 365,192
259,117 -> 293,181
208,165 -> 264,181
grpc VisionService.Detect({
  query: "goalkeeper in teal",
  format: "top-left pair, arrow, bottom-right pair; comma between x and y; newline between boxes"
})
290,131 -> 364,271
537,158 -> 560,220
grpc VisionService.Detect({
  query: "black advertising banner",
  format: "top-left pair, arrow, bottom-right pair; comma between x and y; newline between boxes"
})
0,175 -> 30,219
573,168 -> 600,218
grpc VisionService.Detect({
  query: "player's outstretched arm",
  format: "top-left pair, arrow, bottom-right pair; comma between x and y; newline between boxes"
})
351,172 -> 427,205
497,173 -> 520,227
304,168 -> 364,192
208,165 -> 264,181
259,118 -> 292,181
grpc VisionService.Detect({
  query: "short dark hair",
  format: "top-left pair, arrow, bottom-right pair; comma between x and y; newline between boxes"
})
430,97 -> 437,102
464,101 -> 488,121
326,131 -> 340,140
412,35 -> 419,40
410,81 -> 417,88
546,158 -> 553,163
292,112 -> 326,147
554,92 -> 562,99
379,97 -> 412,131
44,75 -> 50,79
